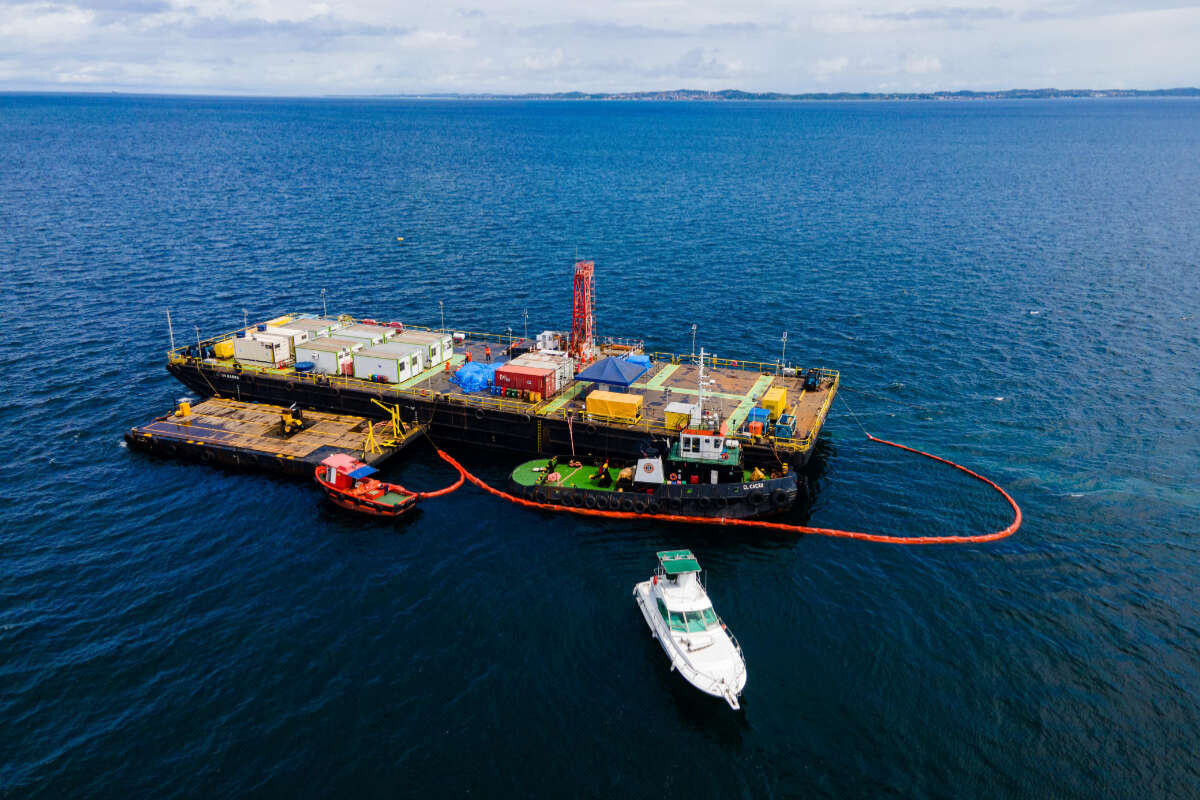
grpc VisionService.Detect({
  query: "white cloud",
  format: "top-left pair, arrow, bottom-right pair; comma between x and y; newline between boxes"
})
0,0 -> 1196,93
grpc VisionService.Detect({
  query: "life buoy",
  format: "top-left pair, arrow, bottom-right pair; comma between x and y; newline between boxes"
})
771,488 -> 788,507
669,473 -> 679,482
721,452 -> 729,460
584,495 -> 598,509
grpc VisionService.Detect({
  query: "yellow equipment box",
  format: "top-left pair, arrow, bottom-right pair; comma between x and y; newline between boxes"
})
762,386 -> 788,420
586,390 -> 643,422
213,339 -> 235,359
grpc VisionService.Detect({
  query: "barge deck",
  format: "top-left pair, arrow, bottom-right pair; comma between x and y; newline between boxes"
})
167,321 -> 838,471
125,398 -> 425,476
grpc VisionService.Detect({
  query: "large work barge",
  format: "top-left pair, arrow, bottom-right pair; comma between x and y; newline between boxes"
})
167,327 -> 837,473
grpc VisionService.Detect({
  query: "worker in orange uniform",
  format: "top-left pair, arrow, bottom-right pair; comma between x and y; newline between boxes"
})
484,345 -> 492,362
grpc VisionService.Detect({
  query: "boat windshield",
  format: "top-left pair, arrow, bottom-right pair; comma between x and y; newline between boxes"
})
658,598 -> 718,633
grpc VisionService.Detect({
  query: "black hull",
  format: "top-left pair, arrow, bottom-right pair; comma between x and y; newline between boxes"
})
167,361 -> 816,471
506,473 -> 799,519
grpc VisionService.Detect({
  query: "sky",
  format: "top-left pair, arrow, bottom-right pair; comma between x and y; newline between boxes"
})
2,0 -> 1198,95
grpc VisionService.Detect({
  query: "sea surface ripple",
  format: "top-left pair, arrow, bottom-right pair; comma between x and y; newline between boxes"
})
1,95 -> 1198,797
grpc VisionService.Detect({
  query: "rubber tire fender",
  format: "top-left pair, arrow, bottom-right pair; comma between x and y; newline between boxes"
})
475,408 -> 485,420
748,490 -> 765,506
620,497 -> 635,512
584,495 -> 598,509
646,500 -> 661,514
534,488 -> 548,503
697,496 -> 712,510
669,497 -> 683,510
633,501 -> 648,514
771,488 -> 788,507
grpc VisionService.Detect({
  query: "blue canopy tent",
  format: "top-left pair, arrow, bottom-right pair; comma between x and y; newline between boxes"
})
575,357 -> 649,388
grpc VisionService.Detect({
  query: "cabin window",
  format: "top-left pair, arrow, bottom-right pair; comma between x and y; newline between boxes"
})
682,607 -> 719,632
656,598 -> 669,622
655,599 -> 687,632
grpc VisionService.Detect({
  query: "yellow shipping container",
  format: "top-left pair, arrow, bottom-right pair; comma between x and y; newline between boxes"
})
213,339 -> 235,359
587,390 -> 643,422
664,410 -> 691,430
762,386 -> 788,420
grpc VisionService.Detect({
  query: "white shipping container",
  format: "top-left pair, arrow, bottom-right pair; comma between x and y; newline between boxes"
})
338,324 -> 394,346
390,331 -> 452,366
512,352 -> 574,395
321,336 -> 366,353
295,341 -> 353,375
264,326 -> 311,351
233,333 -> 290,367
371,342 -> 424,375
283,317 -> 344,338
353,348 -> 413,384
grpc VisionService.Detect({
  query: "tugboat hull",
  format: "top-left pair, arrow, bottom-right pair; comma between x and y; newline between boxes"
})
507,461 -> 798,519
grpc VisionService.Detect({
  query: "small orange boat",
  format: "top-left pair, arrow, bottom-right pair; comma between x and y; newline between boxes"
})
314,454 -> 418,518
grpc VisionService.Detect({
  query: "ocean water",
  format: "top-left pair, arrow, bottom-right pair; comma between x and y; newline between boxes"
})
1,94 -> 1198,797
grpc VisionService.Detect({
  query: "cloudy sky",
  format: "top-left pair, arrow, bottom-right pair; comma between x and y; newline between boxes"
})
2,0 -> 1197,95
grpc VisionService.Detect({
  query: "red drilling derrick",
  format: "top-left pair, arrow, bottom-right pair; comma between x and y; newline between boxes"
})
569,260 -> 596,364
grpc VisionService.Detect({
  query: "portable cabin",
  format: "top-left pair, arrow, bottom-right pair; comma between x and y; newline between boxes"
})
371,342 -> 424,375
264,325 -> 312,353
282,317 -> 344,339
233,332 -> 291,368
390,331 -> 452,367
294,339 -> 355,376
353,347 -> 416,384
336,324 -> 394,347
670,430 -> 744,484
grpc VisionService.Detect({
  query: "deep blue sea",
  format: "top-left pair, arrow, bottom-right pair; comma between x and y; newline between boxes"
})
2,94 -> 1198,797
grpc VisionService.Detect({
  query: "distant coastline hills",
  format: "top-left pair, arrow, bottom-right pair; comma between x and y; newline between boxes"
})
373,87 -> 1200,101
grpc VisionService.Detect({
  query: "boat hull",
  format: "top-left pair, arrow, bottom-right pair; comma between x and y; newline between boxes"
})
508,465 -> 798,520
314,472 -> 419,518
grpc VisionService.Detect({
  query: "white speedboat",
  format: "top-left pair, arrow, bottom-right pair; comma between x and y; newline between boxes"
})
633,550 -> 747,709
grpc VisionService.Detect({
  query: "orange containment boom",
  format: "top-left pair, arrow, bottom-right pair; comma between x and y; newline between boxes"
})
427,435 -> 1021,546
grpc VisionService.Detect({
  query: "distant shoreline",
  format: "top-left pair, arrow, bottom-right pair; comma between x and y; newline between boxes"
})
5,87 -> 1199,102
351,88 -> 1200,102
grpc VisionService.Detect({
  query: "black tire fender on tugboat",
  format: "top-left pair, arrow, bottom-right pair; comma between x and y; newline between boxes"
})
771,488 -> 788,507
633,500 -> 648,513
647,500 -> 661,514
669,497 -> 683,510
586,423 -> 597,434
748,489 -> 765,506
620,497 -> 635,512
697,496 -> 712,510
534,488 -> 548,502
584,495 -> 598,509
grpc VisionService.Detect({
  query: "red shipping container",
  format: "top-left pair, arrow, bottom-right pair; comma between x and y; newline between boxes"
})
494,364 -> 556,397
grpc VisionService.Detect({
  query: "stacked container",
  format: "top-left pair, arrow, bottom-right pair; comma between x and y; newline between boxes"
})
390,331 -> 452,368
493,364 -> 556,398
233,331 -> 290,368
353,347 -> 415,383
336,324 -> 394,347
264,325 -> 312,353
295,339 -> 356,376
509,351 -> 574,396
283,317 -> 345,338
371,342 -> 425,375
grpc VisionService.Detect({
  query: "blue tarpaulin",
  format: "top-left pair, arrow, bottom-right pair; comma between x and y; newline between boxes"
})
576,357 -> 648,387
625,354 -> 651,369
450,361 -> 498,393
348,465 -> 377,479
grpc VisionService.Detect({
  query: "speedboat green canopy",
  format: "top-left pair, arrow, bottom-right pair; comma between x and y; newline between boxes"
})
657,549 -> 700,575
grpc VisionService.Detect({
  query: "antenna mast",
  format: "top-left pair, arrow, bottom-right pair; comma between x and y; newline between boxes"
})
166,309 -> 175,353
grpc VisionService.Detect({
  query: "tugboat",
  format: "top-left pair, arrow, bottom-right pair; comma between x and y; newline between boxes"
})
633,550 -> 746,709
506,429 -> 798,519
314,453 -> 419,518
